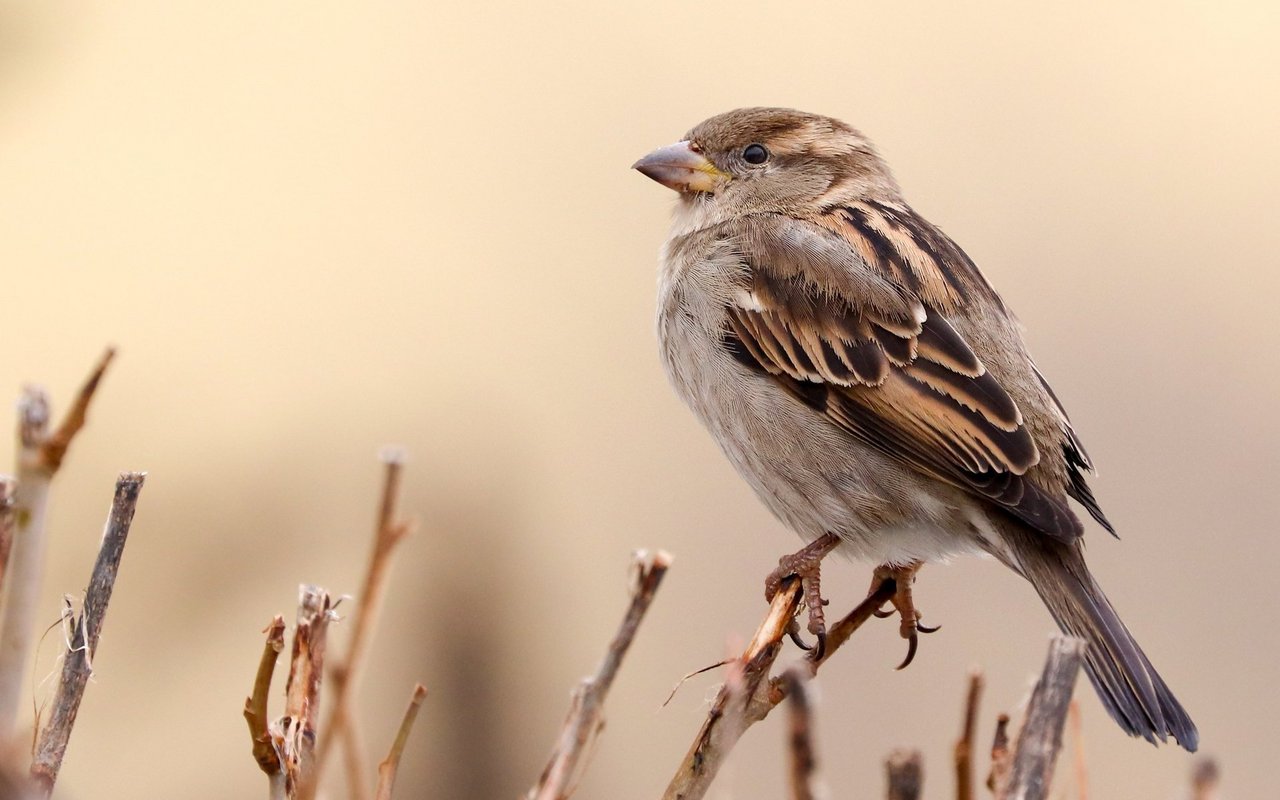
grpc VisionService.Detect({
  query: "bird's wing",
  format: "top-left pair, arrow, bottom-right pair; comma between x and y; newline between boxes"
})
723,208 -> 1085,541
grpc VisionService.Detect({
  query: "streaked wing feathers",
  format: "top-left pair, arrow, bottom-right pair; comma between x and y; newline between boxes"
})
726,212 -> 1086,541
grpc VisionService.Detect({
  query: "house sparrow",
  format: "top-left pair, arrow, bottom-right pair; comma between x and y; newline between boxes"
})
634,107 -> 1197,750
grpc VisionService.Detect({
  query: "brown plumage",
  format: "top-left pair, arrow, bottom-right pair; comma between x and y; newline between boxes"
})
635,107 -> 1196,750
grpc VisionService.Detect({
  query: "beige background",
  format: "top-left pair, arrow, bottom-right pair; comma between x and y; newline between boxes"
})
0,1 -> 1276,797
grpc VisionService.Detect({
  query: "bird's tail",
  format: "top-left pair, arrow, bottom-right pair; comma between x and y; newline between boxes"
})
997,527 -> 1198,751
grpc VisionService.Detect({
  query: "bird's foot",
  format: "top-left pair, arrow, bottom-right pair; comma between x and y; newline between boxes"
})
764,533 -> 841,660
867,561 -> 940,670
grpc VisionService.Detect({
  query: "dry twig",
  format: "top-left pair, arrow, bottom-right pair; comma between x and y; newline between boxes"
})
1190,757 -> 1220,800
0,349 -> 115,735
986,714 -> 1012,798
274,585 -> 334,798
311,451 -> 414,800
662,576 -> 898,800
1004,636 -> 1086,800
782,667 -> 818,800
528,550 -> 671,800
29,472 -> 144,796
0,479 -> 16,603
245,616 -> 288,777
955,669 -> 983,800
373,684 -> 427,800
886,749 -> 923,800
1066,701 -> 1087,800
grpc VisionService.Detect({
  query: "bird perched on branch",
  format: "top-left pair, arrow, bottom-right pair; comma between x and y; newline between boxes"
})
633,107 -> 1197,750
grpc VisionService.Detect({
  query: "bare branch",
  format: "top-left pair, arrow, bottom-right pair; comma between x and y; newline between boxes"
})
1005,636 -> 1086,800
886,749 -> 923,800
29,472 -> 145,796
312,451 -> 414,800
1066,701 -> 1087,800
1190,757 -> 1220,800
0,478 -> 17,602
987,714 -> 1012,798
275,585 -> 334,797
1187,752 -> 1218,798
245,616 -> 288,776
35,348 -> 115,475
782,667 -> 818,800
373,684 -> 427,800
662,577 -> 898,800
955,669 -> 983,800
528,550 -> 671,800
0,350 -> 116,735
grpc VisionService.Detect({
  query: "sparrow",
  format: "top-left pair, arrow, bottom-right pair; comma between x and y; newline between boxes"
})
633,107 -> 1197,750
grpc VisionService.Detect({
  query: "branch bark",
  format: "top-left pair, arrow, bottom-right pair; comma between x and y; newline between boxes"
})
275,585 -> 333,797
373,684 -> 427,800
1190,757 -> 1219,800
527,550 -> 671,800
0,478 -> 16,603
782,667 -> 818,800
886,749 -> 923,800
662,576 -> 898,800
0,348 -> 115,736
29,472 -> 144,796
1004,636 -> 1086,800
245,616 -> 287,778
987,714 -> 1012,797
955,669 -> 983,800
311,451 -> 413,800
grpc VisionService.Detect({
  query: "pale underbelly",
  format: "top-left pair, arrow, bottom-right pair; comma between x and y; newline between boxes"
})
663,326 -> 986,565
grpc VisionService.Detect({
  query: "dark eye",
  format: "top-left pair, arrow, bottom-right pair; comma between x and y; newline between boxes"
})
743,144 -> 769,165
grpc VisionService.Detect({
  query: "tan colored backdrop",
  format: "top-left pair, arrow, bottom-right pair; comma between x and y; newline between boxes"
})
0,1 -> 1276,797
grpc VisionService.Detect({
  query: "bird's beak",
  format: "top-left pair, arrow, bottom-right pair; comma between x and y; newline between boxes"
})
632,141 -> 729,194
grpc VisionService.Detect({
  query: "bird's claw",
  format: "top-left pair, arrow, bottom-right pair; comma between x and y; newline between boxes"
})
765,534 -> 841,659
867,561 -> 940,670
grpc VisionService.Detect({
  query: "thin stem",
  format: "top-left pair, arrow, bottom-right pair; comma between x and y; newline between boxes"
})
276,585 -> 333,797
886,749 -> 923,800
528,550 -> 671,800
373,684 -> 427,800
1005,636 -> 1086,800
29,472 -> 145,796
0,478 -> 17,605
955,669 -> 983,800
783,667 -> 817,800
662,577 -> 897,800
245,616 -> 288,777
0,349 -> 115,735
311,451 -> 413,800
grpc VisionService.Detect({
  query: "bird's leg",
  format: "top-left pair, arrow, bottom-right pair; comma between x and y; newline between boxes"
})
764,532 -> 841,659
867,561 -> 940,670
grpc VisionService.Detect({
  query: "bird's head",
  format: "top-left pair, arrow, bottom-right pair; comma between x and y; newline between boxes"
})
633,107 -> 900,219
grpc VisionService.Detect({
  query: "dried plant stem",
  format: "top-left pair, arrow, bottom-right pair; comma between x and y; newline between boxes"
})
1004,636 -> 1086,800
311,451 -> 413,800
0,349 -> 115,736
1066,701 -> 1087,800
782,668 -> 818,800
886,749 -> 923,800
955,669 -> 983,800
1190,758 -> 1219,800
662,577 -> 897,800
245,616 -> 288,778
987,714 -> 1012,797
29,472 -> 144,796
528,550 -> 671,800
0,479 -> 16,602
373,684 -> 427,800
275,586 -> 333,797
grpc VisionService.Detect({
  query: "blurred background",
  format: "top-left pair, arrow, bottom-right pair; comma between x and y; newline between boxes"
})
0,1 -> 1276,797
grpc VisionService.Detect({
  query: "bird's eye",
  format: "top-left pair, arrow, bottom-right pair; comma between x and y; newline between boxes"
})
743,144 -> 769,165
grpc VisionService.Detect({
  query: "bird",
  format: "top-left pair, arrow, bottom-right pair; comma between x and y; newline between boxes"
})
632,107 -> 1197,751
